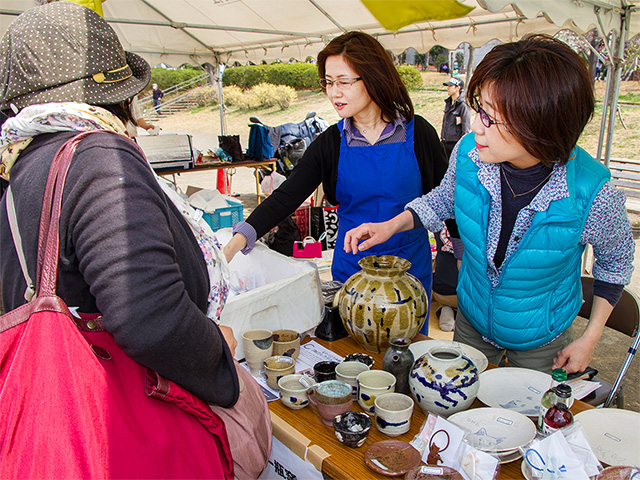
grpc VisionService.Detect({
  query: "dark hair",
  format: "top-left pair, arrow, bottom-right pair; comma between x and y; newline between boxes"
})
317,31 -> 414,122
106,99 -> 135,127
467,34 -> 594,166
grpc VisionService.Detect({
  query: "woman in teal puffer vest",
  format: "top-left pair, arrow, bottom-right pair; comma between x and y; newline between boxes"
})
342,34 -> 634,374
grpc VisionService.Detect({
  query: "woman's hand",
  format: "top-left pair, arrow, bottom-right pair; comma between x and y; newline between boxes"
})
344,210 -> 414,254
553,295 -> 612,373
553,335 -> 598,374
219,325 -> 238,357
223,233 -> 247,263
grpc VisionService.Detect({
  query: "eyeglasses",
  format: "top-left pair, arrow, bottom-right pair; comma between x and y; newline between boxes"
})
469,96 -> 508,128
319,77 -> 362,90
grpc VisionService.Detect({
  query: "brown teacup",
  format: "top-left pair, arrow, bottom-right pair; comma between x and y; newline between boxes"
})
308,380 -> 353,426
263,356 -> 296,390
272,329 -> 301,359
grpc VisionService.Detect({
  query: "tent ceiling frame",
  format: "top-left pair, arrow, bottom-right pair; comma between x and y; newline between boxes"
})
308,0 -> 347,33
138,0 -> 217,57
216,12 -> 540,57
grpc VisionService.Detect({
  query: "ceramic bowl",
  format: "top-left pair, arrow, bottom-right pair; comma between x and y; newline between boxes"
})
333,411 -> 372,448
263,356 -> 295,390
344,353 -> 375,368
278,374 -> 316,409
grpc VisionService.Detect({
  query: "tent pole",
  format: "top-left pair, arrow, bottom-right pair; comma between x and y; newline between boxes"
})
464,45 -> 475,89
217,64 -> 226,136
603,11 -> 629,167
596,33 -> 615,163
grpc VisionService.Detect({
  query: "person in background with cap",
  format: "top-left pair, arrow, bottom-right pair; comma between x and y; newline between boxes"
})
152,82 -> 164,114
440,76 -> 471,160
0,2 -> 270,476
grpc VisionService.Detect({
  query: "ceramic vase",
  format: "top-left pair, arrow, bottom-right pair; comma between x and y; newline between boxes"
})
336,255 -> 428,354
382,337 -> 415,395
409,346 -> 479,417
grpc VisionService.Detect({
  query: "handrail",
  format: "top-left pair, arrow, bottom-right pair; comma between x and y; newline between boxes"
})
139,72 -> 210,110
141,87 -> 214,118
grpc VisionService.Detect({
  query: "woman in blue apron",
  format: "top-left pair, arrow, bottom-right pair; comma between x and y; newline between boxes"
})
332,118 -> 431,296
224,32 -> 448,334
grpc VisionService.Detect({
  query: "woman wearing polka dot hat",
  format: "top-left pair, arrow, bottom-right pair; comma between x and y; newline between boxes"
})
0,2 -> 271,478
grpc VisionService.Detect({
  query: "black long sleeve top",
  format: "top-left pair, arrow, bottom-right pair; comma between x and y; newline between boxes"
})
0,131 -> 239,407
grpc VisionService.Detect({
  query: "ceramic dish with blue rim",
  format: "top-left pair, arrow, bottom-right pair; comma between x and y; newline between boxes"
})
408,340 -> 488,373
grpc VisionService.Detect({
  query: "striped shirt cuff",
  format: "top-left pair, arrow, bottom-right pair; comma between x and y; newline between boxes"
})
232,221 -> 257,255
451,237 -> 464,260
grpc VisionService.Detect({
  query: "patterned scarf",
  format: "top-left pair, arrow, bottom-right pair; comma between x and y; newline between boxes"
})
1,102 -> 230,321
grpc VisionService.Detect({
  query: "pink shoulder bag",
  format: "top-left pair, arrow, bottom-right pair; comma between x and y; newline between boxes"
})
0,132 -> 234,479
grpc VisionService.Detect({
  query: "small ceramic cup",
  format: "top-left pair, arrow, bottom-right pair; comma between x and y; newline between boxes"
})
242,329 -> 273,376
333,411 -> 372,448
272,329 -> 301,359
313,360 -> 339,383
336,361 -> 371,399
308,380 -> 353,426
278,374 -> 316,409
263,356 -> 296,390
356,370 -> 396,416
374,392 -> 414,436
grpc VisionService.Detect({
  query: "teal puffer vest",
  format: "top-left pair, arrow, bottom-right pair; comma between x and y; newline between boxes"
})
454,134 -> 610,350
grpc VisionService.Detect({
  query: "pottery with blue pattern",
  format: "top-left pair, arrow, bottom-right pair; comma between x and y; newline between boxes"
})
409,346 -> 479,417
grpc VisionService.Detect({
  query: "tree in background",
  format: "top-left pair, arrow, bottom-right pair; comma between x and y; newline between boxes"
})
429,45 -> 448,72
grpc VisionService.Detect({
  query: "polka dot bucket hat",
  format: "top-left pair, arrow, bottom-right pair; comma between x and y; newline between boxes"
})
0,2 -> 151,111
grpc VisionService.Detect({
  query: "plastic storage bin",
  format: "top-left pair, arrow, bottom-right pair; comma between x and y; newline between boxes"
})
202,197 -> 243,231
215,229 -> 324,361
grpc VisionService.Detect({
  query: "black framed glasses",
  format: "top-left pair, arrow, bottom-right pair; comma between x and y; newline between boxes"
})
319,77 -> 362,90
469,96 -> 508,128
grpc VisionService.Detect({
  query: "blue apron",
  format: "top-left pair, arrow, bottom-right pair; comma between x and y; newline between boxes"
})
333,118 -> 432,333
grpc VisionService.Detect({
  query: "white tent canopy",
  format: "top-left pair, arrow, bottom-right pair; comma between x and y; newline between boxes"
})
1,0 -> 638,67
1,0 -> 638,162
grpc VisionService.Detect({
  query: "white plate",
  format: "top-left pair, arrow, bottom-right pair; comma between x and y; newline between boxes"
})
448,407 -> 537,453
409,340 -> 489,373
575,409 -> 640,468
477,368 -> 551,416
497,449 -> 522,464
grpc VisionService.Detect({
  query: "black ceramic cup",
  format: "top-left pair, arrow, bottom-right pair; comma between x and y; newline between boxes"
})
313,360 -> 338,383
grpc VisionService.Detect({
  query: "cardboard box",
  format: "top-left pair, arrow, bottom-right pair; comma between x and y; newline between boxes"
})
216,229 -> 324,360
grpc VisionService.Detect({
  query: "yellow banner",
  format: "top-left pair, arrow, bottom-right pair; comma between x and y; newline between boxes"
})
361,0 -> 475,31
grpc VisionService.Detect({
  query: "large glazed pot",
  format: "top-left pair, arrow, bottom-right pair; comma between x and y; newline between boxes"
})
409,346 -> 479,417
336,255 -> 428,354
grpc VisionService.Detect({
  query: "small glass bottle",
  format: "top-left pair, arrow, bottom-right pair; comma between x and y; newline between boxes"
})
542,383 -> 574,435
537,368 -> 567,432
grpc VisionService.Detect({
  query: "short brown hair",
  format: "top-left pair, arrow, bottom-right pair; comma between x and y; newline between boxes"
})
467,34 -> 594,166
317,31 -> 414,122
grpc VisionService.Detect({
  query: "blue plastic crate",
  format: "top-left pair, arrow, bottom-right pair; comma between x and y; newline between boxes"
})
202,197 -> 243,231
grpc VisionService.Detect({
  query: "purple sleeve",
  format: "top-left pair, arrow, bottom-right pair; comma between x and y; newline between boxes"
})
232,221 -> 257,254
451,237 -> 464,260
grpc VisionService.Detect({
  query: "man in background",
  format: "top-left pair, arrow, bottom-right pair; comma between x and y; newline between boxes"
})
440,77 -> 470,160
152,83 -> 164,114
